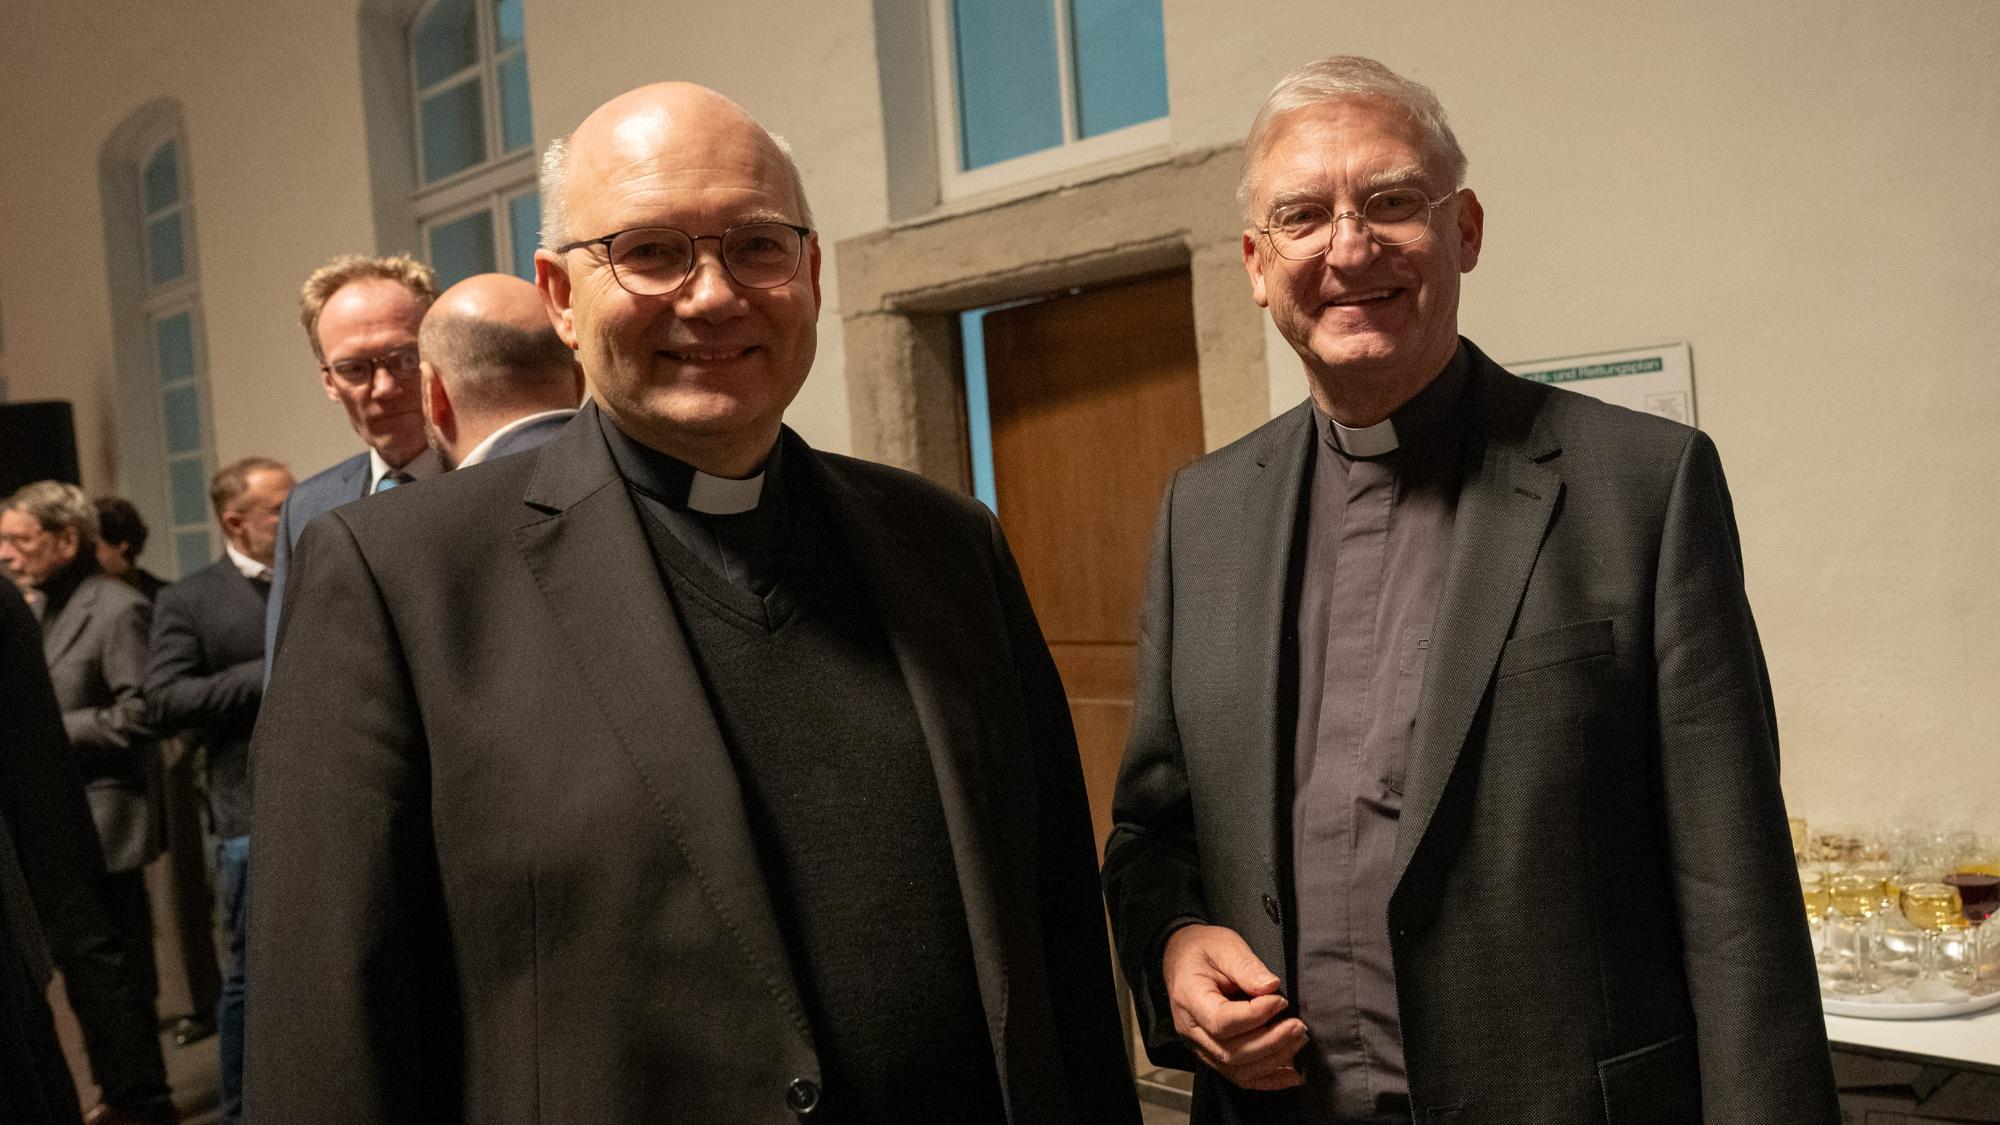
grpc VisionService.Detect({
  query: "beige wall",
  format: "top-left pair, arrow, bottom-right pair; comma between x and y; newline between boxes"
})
2,0 -> 1994,821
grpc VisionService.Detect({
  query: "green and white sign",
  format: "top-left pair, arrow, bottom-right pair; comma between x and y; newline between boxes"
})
1510,342 -> 1695,425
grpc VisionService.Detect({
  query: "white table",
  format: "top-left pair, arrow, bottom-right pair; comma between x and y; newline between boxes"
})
1827,1003 -> 2000,1071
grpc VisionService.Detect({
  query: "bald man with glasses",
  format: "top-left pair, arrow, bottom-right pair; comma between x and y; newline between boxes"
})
247,83 -> 1138,1125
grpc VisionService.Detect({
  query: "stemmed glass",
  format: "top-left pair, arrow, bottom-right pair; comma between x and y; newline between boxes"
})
1899,881 -> 1963,997
1799,865 -> 1830,961
1946,837 -> 1999,995
1829,871 -> 1887,994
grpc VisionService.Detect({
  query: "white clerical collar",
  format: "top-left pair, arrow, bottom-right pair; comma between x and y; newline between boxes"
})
224,543 -> 272,582
687,470 -> 765,515
1329,415 -> 1400,456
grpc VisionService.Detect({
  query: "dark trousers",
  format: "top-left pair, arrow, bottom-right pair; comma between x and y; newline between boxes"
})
1,960 -> 84,1125
52,869 -> 172,1113
160,740 -> 220,1020
216,835 -> 249,1125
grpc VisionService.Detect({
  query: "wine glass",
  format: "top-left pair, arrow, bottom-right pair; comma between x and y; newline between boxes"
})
1829,871 -> 1887,994
1799,865 -> 1830,962
1899,882 -> 1963,996
1946,837 -> 2000,995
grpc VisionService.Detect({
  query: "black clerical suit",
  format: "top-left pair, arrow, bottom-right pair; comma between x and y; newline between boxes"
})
1104,341 -> 1837,1124
247,405 -> 1138,1125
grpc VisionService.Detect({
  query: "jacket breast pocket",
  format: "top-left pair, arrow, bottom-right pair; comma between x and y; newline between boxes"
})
1597,1031 -> 1700,1125
1496,617 -> 1615,679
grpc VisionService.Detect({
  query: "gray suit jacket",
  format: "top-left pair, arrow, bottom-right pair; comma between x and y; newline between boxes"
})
264,449 -> 369,673
1103,342 -> 1837,1124
43,572 -> 162,874
246,405 -> 1138,1125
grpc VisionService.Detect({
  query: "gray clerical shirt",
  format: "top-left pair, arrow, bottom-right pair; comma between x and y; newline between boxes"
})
1291,344 -> 1469,1121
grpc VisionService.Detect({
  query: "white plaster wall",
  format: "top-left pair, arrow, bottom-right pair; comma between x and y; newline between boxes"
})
1183,0 -> 2000,825
0,2 -> 387,494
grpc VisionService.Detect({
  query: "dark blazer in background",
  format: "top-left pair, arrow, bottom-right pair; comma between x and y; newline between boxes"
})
0,581 -> 102,1125
263,449 -> 368,674
1104,343 -> 1838,1124
147,557 -> 267,837
45,573 -> 162,873
247,408 -> 1137,1125
475,409 -> 574,463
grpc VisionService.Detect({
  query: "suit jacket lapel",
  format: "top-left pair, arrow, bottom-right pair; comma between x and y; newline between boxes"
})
1236,405 -> 1314,925
42,575 -> 99,665
1393,354 -> 1562,884
511,405 -> 810,1040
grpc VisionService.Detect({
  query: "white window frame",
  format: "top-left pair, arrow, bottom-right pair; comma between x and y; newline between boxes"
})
928,0 -> 1170,203
408,0 -> 537,277
136,133 -> 214,574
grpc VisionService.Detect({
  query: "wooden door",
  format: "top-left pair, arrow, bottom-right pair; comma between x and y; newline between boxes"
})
981,270 -> 1205,859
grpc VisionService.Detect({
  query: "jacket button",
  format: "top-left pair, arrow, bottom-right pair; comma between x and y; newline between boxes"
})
1262,893 -> 1281,924
786,1078 -> 820,1116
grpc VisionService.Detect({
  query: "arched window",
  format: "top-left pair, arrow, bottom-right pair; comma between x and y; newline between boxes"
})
101,103 -> 216,579
409,0 -> 540,287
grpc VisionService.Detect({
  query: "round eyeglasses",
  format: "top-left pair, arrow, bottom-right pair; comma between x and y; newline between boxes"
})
320,348 -> 421,385
556,222 -> 812,297
1257,187 -> 1458,258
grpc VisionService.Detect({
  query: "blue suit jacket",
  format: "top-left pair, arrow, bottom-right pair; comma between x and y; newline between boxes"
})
265,451 -> 369,675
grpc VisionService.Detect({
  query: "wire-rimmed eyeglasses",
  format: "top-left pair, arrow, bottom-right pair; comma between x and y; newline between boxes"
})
320,348 -> 420,385
1257,187 -> 1458,258
556,222 -> 812,297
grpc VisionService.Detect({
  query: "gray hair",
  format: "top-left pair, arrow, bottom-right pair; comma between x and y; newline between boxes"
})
3,480 -> 99,553
1237,56 -> 1469,223
420,312 -> 576,412
538,129 -> 816,250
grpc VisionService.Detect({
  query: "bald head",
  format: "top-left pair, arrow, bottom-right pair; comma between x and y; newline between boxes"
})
419,273 -> 582,467
539,82 -> 813,251
531,82 -> 822,478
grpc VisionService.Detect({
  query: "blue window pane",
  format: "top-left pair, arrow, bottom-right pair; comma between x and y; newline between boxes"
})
499,53 -> 533,153
507,193 -> 540,280
1069,0 -> 1169,138
143,143 -> 180,214
154,313 -> 195,384
147,213 -> 187,286
493,0 -> 525,50
953,0 -> 1065,170
414,0 -> 478,88
175,529 -> 212,576
429,211 -> 496,288
170,458 -> 208,526
163,385 -> 203,454
421,79 -> 487,181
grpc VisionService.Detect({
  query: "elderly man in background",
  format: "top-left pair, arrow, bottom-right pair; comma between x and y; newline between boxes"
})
0,482 -> 177,1124
145,456 -> 293,1125
265,254 -> 440,669
419,272 -> 583,470
1103,56 -> 1837,1123
249,82 -> 1138,1124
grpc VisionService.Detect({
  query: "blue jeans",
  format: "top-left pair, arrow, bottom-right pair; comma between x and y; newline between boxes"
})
216,835 -> 250,1125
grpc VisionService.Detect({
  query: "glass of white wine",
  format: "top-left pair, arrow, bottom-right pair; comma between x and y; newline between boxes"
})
1829,871 -> 1887,994
1899,882 -> 1963,993
1799,865 -> 1830,963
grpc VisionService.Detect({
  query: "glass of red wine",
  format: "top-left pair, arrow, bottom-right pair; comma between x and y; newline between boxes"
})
1946,838 -> 2000,995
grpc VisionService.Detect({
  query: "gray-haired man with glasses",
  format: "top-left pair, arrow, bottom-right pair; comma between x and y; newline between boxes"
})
1104,55 -> 1838,1123
246,82 -> 1140,1125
